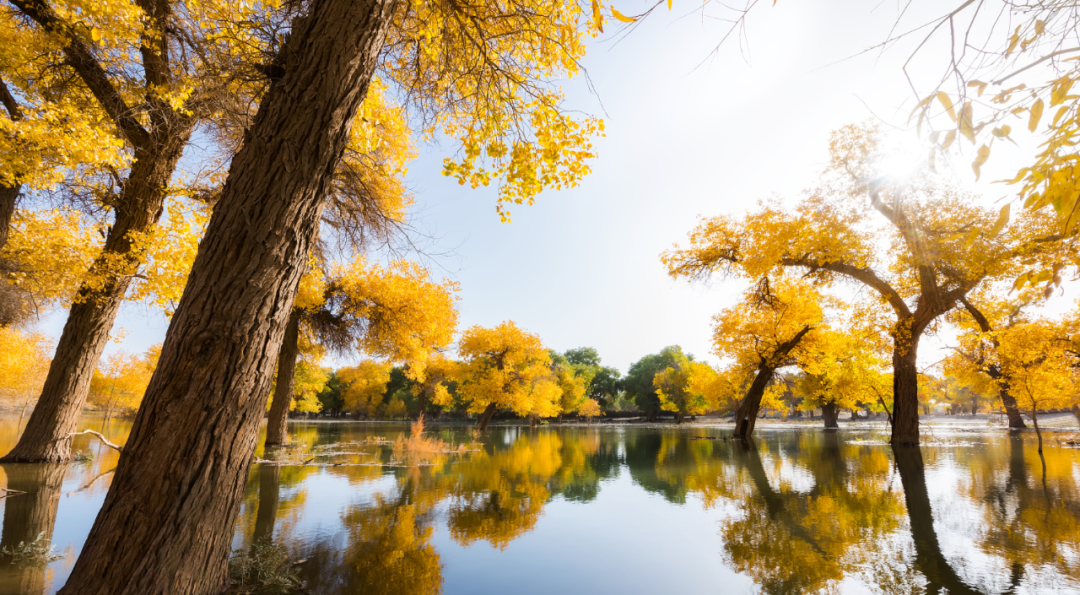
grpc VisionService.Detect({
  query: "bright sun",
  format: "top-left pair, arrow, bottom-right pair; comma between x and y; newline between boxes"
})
877,134 -> 928,183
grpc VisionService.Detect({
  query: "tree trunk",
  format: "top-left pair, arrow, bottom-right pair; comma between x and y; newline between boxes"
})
734,366 -> 775,439
821,402 -> 839,429
1,132 -> 192,464
0,463 -> 66,595
1073,404 -> 1080,429
890,331 -> 921,446
893,447 -> 981,595
251,464 -> 280,545
1031,408 -> 1043,454
475,403 -> 498,431
265,310 -> 302,448
676,412 -> 685,424
1000,384 -> 1027,429
0,183 -> 16,252
56,2 -> 396,594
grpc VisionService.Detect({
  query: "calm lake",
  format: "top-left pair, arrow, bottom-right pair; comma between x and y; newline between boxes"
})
0,416 -> 1077,595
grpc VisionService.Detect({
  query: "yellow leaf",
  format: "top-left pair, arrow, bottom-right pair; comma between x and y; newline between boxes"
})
1029,99 -> 1044,132
959,101 -> 975,143
92,27 -> 101,42
611,8 -> 637,23
937,92 -> 956,121
668,0 -> 673,9
967,80 -> 988,97
962,226 -> 980,248
591,0 -> 603,33
1013,272 -> 1030,291
1007,27 -> 1021,55
941,130 -> 957,150
972,144 -> 990,181
988,203 -> 1010,237
908,94 -> 934,122
1035,20 -> 1045,36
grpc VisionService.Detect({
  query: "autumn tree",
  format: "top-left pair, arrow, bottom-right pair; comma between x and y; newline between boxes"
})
0,327 -> 52,430
663,123 -> 1074,445
338,360 -> 394,418
564,347 -> 621,407
710,277 -> 825,438
652,351 -> 716,423
622,346 -> 693,421
87,344 -> 161,431
265,257 -> 458,446
453,321 -> 558,430
793,323 -> 892,429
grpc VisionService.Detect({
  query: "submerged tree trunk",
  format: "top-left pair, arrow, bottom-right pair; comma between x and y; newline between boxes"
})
0,463 -> 66,595
265,310 -> 302,447
890,330 -> 921,446
0,183 -> 15,253
2,133 -> 192,464
56,2 -> 396,593
475,403 -> 498,431
734,367 -> 775,439
821,402 -> 839,429
1073,404 -> 1080,430
893,447 -> 981,595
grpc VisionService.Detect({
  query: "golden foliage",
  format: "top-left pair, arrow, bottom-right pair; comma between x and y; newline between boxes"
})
456,321 -> 558,418
339,360 -> 394,417
0,327 -> 52,409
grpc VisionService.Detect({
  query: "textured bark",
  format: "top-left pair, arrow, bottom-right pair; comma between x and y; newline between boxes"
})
475,402 -> 498,431
1073,405 -> 1080,429
821,402 -> 839,429
0,464 -> 66,595
734,367 -> 774,439
265,310 -> 302,447
0,183 -> 15,252
998,385 -> 1026,429
252,464 -> 281,545
56,2 -> 396,593
894,447 -> 981,595
890,331 -> 921,446
1,132 -> 192,464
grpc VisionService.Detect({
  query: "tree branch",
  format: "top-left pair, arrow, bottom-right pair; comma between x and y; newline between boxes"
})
9,0 -> 151,149
68,429 -> 123,452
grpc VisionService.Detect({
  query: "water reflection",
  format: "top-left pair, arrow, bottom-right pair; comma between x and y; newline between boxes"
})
2,419 -> 1079,594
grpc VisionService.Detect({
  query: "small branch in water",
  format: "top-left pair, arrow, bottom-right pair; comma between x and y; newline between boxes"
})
0,488 -> 27,499
68,429 -> 123,452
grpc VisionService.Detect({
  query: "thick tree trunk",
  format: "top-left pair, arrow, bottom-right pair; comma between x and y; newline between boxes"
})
734,366 -> 775,439
0,463 -> 66,595
890,332 -> 921,446
265,310 -> 302,447
56,2 -> 396,594
0,183 -> 16,252
2,134 -> 192,464
893,447 -> 981,595
821,402 -> 839,429
475,403 -> 498,431
999,384 -> 1026,429
252,464 -> 280,545
1073,404 -> 1080,429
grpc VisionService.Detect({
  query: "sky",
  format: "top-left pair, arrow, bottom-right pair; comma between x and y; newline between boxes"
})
28,0 -> 1078,374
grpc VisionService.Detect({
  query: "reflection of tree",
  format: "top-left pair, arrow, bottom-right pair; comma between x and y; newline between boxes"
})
675,433 -> 904,595
252,464 -> 280,545
445,430 -> 616,549
893,447 -> 983,595
961,434 -> 1080,589
0,464 -> 66,595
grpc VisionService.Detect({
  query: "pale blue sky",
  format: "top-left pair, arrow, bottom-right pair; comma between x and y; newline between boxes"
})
28,0 -> 1077,374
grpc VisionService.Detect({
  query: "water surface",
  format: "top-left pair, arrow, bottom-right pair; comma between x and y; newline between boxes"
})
0,417 -> 1077,594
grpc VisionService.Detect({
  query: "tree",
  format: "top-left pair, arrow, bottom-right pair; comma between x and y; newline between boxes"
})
792,326 -> 892,429
711,277 -> 825,438
663,123 -> 1073,445
265,257 -> 458,445
996,318 -> 1077,454
622,346 -> 691,421
339,361 -> 394,418
0,328 -> 52,431
652,354 -> 716,423
946,291 -> 1041,428
87,344 -> 161,431
456,321 -> 557,430
410,353 -> 461,421
564,346 -> 621,407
